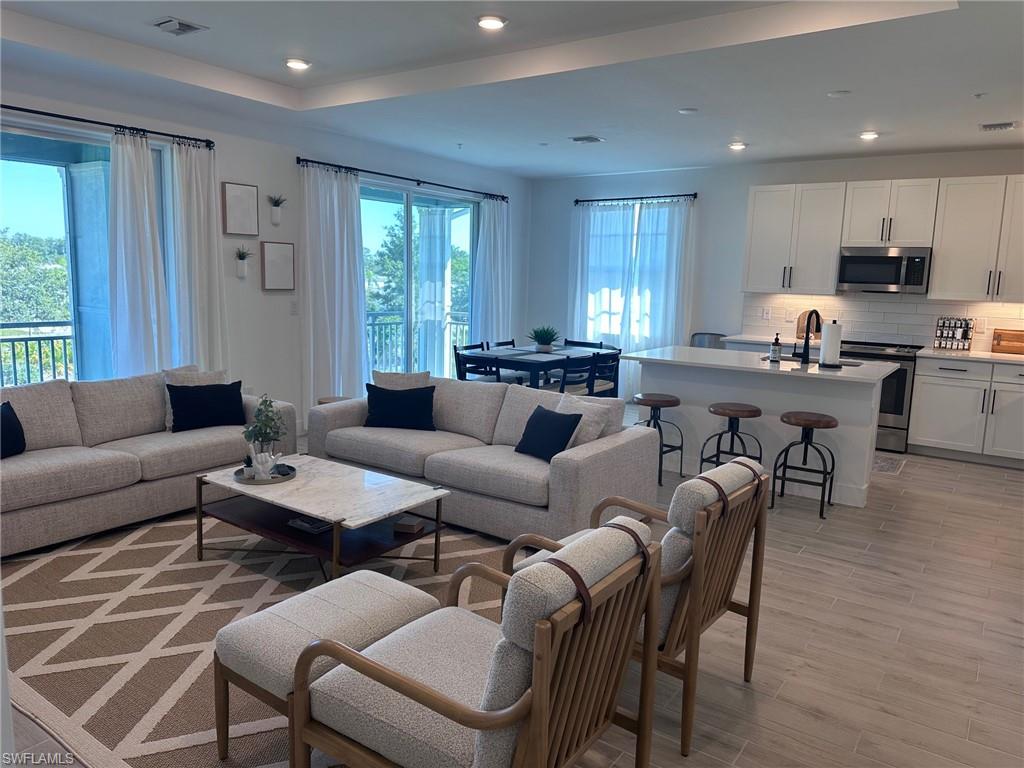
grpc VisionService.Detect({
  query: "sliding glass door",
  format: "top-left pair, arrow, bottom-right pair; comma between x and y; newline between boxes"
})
361,184 -> 474,377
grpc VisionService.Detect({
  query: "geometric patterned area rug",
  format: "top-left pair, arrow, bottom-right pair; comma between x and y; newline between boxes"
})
871,452 -> 907,475
2,513 -> 508,768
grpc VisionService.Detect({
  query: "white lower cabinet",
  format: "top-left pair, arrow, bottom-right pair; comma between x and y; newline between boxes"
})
909,375 -> 988,454
983,382 -> 1024,459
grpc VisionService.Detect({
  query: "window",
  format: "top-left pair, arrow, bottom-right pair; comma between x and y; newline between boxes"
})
361,184 -> 475,376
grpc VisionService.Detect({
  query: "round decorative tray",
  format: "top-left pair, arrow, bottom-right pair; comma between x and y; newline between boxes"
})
234,463 -> 297,485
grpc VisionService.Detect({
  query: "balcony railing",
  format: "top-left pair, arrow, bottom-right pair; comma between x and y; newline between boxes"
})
366,310 -> 469,373
0,321 -> 76,386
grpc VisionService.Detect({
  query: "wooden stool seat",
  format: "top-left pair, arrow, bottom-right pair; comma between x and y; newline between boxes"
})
780,411 -> 838,430
708,402 -> 762,419
634,392 -> 681,409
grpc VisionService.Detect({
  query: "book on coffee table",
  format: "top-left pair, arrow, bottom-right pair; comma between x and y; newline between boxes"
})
393,515 -> 424,534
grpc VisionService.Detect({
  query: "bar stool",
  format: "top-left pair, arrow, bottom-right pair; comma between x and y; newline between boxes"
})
771,411 -> 838,519
700,402 -> 763,471
633,392 -> 684,486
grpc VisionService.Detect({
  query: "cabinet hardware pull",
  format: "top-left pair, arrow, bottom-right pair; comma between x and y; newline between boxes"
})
788,266 -> 793,288
981,390 -> 987,414
781,266 -> 787,289
986,270 -> 993,295
996,271 -> 1003,296
887,217 -> 893,242
938,367 -> 968,372
880,217 -> 885,241
990,390 -> 997,415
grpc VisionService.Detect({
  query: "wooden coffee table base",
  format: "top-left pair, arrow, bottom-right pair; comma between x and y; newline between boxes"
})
195,477 -> 443,578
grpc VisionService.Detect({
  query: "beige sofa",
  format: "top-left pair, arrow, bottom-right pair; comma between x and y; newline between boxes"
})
1,374 -> 296,556
308,379 -> 659,541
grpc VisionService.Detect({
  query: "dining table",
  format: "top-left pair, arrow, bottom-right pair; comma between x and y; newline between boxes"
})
458,345 -> 603,388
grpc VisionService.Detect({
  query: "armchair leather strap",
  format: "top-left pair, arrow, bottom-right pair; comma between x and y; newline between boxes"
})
601,522 -> 650,573
693,476 -> 730,518
547,557 -> 592,624
733,459 -> 763,503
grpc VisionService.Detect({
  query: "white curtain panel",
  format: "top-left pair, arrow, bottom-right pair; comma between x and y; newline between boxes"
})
108,130 -> 171,376
416,206 -> 451,376
300,164 -> 369,404
470,198 -> 512,344
168,140 -> 229,370
569,197 -> 694,398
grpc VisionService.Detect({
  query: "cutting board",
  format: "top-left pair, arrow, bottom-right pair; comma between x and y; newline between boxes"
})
795,310 -> 823,340
991,328 -> 1024,356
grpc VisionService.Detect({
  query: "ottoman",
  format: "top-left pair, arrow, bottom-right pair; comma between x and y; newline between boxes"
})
213,569 -> 439,758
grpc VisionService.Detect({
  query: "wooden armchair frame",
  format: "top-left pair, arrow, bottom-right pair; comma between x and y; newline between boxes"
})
504,476 -> 768,757
291,544 -> 661,768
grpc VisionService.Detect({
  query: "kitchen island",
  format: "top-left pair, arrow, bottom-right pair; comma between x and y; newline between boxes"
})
623,346 -> 898,507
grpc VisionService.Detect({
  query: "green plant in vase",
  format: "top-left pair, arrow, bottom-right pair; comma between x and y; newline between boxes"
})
528,325 -> 560,352
243,394 -> 287,479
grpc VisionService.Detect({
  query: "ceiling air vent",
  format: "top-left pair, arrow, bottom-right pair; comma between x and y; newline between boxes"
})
979,121 -> 1017,133
570,135 -> 606,144
152,17 -> 209,36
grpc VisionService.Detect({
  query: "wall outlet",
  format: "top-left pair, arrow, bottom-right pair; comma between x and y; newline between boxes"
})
785,307 -> 798,322
973,317 -> 986,333
290,300 -> 299,316
760,307 -> 772,321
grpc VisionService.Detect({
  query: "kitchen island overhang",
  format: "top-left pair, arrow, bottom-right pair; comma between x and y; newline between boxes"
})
623,346 -> 899,508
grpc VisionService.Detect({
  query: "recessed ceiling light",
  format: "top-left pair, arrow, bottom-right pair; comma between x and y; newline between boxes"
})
477,15 -> 508,30
677,107 -> 699,115
285,58 -> 311,71
728,141 -> 747,151
860,130 -> 879,141
827,90 -> 852,98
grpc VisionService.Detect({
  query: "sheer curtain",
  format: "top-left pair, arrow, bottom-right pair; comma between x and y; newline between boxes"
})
168,139 -> 228,370
301,163 -> 369,405
470,197 -> 512,344
108,129 -> 170,376
416,206 -> 451,376
569,197 -> 695,397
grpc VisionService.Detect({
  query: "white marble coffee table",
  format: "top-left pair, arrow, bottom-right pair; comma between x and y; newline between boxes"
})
196,454 -> 449,578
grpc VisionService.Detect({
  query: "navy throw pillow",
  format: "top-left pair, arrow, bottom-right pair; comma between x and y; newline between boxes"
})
515,405 -> 582,463
166,381 -> 246,433
1,401 -> 26,458
364,383 -> 436,431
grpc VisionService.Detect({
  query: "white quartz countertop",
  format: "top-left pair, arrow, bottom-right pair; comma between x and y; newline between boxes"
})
623,346 -> 898,383
918,348 -> 1024,366
723,333 -> 820,348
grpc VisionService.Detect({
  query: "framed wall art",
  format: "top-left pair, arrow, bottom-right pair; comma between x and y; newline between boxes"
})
261,241 -> 295,291
222,182 -> 259,236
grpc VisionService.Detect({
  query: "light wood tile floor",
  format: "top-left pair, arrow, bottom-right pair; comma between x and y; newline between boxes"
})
10,452 -> 1022,768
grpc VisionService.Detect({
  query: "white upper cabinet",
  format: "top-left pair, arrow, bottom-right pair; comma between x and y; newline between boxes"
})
995,174 -> 1024,303
886,178 -> 939,246
743,185 -> 795,293
929,176 -> 1007,301
842,180 -> 892,246
789,183 -> 847,295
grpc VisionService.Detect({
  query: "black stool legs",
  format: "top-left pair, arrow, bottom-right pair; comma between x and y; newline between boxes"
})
636,405 -> 684,486
700,416 -> 763,471
770,426 -> 836,518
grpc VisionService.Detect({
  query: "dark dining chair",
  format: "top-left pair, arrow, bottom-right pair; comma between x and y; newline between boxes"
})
453,342 -> 490,381
547,353 -> 599,395
564,339 -> 604,349
592,350 -> 621,397
488,339 -> 516,349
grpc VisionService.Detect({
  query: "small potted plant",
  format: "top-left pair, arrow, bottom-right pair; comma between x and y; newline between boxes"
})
235,246 -> 251,279
528,325 -> 560,353
243,394 -> 288,479
242,454 -> 255,480
268,194 -> 286,226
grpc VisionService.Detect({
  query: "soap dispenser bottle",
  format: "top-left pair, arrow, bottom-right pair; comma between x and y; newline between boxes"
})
769,333 -> 782,363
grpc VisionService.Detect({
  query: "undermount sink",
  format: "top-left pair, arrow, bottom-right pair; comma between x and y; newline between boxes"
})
760,355 -> 863,367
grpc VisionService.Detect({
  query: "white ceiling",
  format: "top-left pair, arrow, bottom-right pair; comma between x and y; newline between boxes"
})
2,1 -> 1022,178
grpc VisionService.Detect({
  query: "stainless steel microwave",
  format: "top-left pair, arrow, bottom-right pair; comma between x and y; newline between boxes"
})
836,247 -> 931,294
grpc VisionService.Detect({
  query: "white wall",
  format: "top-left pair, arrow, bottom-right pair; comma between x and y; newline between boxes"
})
527,148 -> 1024,339
1,77 -> 532,424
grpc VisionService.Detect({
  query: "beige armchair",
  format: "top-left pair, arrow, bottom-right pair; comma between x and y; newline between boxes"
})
290,516 -> 662,768
504,457 -> 768,756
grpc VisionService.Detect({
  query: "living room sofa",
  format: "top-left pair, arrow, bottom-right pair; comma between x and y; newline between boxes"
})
308,379 -> 659,541
1,373 -> 296,556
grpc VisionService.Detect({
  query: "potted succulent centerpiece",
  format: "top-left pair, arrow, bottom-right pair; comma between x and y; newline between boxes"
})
235,246 -> 251,279
529,325 -> 560,353
268,194 -> 286,226
243,394 -> 288,480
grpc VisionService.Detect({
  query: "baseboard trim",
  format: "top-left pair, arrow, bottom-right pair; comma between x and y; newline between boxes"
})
908,445 -> 1024,470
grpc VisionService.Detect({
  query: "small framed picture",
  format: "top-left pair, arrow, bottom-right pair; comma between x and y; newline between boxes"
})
222,182 -> 259,236
261,241 -> 295,291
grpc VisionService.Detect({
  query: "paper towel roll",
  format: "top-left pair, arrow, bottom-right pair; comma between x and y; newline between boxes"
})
819,321 -> 842,366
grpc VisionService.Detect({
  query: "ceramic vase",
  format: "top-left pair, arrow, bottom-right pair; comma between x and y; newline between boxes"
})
271,206 -> 282,226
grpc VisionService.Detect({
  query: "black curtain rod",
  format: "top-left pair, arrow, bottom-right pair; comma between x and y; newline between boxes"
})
574,193 -> 697,205
296,156 -> 508,202
1,104 -> 215,149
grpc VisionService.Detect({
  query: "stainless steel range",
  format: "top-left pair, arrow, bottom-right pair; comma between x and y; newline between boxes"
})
839,340 -> 923,453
